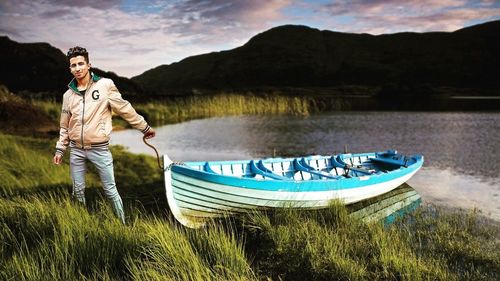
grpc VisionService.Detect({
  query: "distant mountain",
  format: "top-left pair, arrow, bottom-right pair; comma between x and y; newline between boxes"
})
1,20 -> 499,99
132,20 -> 500,95
0,36 -> 143,98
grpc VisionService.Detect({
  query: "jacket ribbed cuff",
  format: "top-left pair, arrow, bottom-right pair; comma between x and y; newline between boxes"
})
55,148 -> 65,156
141,124 -> 151,134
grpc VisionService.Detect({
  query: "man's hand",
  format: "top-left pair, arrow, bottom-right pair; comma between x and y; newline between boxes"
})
144,128 -> 156,139
53,154 -> 62,165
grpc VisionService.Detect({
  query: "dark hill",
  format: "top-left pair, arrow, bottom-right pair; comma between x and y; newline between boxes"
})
132,20 -> 500,95
0,37 -> 68,94
0,84 -> 56,135
1,20 -> 499,99
0,36 -> 144,99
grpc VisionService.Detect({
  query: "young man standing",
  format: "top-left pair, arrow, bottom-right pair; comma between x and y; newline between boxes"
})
53,46 -> 155,224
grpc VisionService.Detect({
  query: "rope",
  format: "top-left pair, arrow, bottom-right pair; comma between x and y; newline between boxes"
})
142,135 -> 164,170
142,136 -> 184,171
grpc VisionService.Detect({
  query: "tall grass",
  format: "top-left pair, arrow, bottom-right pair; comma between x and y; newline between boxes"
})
134,94 -> 313,126
127,220 -> 254,280
31,94 -> 330,128
241,203 -> 456,280
401,207 -> 500,279
1,133 -> 499,280
0,195 -> 133,280
0,195 -> 255,280
0,134 -> 72,197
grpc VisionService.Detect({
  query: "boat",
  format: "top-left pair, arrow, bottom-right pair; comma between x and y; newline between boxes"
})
163,150 -> 424,228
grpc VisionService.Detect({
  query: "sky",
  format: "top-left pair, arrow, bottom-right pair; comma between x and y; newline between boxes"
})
1,0 -> 499,78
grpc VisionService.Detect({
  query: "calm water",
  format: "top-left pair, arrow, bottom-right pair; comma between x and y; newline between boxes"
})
111,112 -> 500,220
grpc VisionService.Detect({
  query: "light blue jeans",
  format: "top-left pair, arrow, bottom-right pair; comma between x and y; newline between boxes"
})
70,146 -> 125,224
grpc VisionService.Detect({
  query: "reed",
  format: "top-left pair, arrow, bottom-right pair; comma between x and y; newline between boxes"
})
1,134 -> 498,280
133,94 -> 314,127
30,94 -> 322,128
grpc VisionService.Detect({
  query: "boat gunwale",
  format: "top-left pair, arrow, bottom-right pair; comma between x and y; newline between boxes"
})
169,152 -> 424,192
182,152 -> 377,167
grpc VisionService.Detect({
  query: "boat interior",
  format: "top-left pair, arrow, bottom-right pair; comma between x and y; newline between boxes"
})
183,151 -> 414,181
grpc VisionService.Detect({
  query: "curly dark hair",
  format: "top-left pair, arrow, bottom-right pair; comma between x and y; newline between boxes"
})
67,46 -> 89,63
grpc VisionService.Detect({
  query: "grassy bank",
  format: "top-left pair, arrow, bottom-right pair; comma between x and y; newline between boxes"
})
1,133 -> 499,280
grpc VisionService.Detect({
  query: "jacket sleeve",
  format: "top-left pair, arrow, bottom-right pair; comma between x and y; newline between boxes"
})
107,80 -> 151,133
55,95 -> 71,156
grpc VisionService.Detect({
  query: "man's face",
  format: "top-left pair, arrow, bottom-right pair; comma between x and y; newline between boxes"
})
69,55 -> 91,80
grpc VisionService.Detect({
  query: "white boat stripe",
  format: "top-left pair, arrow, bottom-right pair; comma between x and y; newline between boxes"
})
175,196 -> 246,213
173,179 -> 333,208
173,185 -> 260,208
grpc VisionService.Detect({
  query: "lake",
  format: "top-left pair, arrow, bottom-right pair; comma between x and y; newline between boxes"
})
111,112 -> 500,221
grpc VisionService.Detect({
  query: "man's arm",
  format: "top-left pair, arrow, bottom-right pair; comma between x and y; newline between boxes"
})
54,96 -> 71,164
107,79 -> 155,137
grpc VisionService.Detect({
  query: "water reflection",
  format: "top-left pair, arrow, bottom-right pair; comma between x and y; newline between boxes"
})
408,167 -> 500,220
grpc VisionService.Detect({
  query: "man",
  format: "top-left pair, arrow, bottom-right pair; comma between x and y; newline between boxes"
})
53,46 -> 155,224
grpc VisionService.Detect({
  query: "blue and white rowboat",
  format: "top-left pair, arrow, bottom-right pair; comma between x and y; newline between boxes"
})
163,150 -> 423,228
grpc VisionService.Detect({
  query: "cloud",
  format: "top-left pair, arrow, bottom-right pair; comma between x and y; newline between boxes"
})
0,0 -> 295,77
321,0 -> 466,15
162,0 -> 292,44
45,0 -> 120,9
168,0 -> 290,24
0,0 -> 499,77
308,0 -> 500,34
388,7 -> 500,32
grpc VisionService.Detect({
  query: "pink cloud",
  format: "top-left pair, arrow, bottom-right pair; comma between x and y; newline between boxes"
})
321,0 -> 467,15
163,0 -> 293,43
314,0 -> 499,34
1,0 -> 498,77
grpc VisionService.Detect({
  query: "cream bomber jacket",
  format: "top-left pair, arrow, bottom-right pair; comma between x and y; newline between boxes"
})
55,74 -> 150,156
